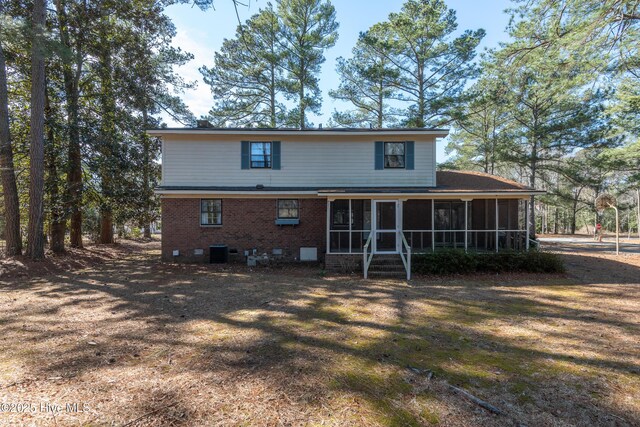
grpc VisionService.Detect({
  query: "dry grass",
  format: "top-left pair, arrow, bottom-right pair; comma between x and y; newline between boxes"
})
0,240 -> 638,426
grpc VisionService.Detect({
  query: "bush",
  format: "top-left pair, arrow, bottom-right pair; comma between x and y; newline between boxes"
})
412,249 -> 564,275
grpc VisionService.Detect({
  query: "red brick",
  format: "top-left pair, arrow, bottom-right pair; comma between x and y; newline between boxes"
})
161,198 -> 326,263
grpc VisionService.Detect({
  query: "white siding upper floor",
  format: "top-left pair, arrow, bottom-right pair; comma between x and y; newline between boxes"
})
151,130 -> 447,188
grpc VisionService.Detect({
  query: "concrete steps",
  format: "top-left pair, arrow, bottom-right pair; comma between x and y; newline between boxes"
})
366,254 -> 408,279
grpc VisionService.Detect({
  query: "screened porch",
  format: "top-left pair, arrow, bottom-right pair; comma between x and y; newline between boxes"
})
327,198 -> 530,254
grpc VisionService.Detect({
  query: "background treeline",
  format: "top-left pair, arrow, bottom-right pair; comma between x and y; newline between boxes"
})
0,0 -> 202,258
202,0 -> 639,238
1,0 -> 639,260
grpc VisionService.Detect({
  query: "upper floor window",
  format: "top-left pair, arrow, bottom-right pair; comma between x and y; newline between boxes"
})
277,199 -> 299,219
384,142 -> 405,168
201,199 -> 222,226
251,142 -> 271,168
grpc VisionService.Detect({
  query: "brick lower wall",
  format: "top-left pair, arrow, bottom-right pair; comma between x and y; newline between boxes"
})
324,253 -> 362,273
161,197 -> 326,263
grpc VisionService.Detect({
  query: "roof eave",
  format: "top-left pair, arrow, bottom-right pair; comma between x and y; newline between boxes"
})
147,128 -> 449,137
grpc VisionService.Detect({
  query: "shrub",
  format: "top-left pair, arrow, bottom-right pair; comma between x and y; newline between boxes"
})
412,249 -> 564,275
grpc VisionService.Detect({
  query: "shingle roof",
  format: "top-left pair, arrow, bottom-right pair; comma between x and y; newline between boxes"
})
435,170 -> 533,192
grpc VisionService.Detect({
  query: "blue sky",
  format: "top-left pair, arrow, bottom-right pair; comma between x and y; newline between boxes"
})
164,0 -> 514,160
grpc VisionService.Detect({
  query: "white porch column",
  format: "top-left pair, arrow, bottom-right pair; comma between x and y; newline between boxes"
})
525,199 -> 530,250
326,199 -> 331,254
431,199 -> 435,252
348,199 -> 352,254
398,199 -> 406,253
463,199 -> 470,252
495,198 -> 499,253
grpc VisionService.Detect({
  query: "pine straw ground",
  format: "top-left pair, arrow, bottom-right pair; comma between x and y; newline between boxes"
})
0,240 -> 638,427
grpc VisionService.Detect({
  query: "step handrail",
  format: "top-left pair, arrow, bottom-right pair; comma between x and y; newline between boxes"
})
400,232 -> 411,280
363,232 -> 374,279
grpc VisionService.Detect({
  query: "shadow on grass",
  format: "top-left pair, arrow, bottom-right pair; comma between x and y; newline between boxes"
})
0,249 -> 638,426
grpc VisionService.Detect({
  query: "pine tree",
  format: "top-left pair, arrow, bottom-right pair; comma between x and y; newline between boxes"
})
365,0 -> 484,127
0,19 -> 22,256
329,28 -> 400,128
202,6 -> 286,127
278,0 -> 338,128
26,0 -> 47,259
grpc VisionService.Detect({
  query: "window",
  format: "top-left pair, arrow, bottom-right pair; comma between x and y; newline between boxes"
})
251,142 -> 271,168
201,199 -> 222,225
384,142 -> 405,168
277,199 -> 299,219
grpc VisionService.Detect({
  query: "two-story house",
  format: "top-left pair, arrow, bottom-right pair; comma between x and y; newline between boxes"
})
150,127 -> 542,277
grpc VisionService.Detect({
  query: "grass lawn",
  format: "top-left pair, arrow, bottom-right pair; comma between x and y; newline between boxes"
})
0,240 -> 638,426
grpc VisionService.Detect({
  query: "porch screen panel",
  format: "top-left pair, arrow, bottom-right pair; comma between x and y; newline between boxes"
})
330,200 -> 350,253
498,199 -> 524,251
403,200 -> 432,252
469,199 -> 498,251
350,200 -> 371,252
434,201 -> 465,249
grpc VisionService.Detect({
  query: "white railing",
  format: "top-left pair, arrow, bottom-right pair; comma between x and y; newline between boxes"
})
402,229 -> 529,253
400,231 -> 411,280
362,233 -> 374,279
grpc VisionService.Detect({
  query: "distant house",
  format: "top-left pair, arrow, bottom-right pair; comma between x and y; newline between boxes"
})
150,127 -> 542,277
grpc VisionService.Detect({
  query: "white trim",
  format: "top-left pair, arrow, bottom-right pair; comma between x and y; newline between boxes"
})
319,192 -> 541,198
432,141 -> 437,185
159,191 -> 318,197
495,199 -> 499,253
158,190 -> 541,198
372,200 -> 401,254
431,199 -> 435,252
348,199 -> 352,251
326,199 -> 331,254
464,200 -> 468,252
161,138 -> 165,185
526,199 -> 530,250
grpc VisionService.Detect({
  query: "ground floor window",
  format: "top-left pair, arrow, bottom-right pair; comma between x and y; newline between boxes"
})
277,199 -> 299,219
201,199 -> 222,225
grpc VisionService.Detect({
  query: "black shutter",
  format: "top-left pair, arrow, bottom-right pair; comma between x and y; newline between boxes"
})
272,141 -> 281,170
406,141 -> 415,170
375,141 -> 384,170
241,141 -> 250,169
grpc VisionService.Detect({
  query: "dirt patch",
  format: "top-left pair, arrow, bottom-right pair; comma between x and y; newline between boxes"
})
0,240 -> 638,426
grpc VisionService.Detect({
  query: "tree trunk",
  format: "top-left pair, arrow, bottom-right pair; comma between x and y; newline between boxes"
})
636,188 -> 640,239
377,80 -> 383,128
270,63 -> 276,127
98,6 -> 115,244
57,0 -> 84,248
27,0 -> 47,260
45,86 -> 65,253
299,80 -> 305,129
0,43 -> 22,256
142,108 -> 152,239
100,210 -> 113,244
570,199 -> 578,235
416,64 -> 425,128
528,157 -> 537,237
